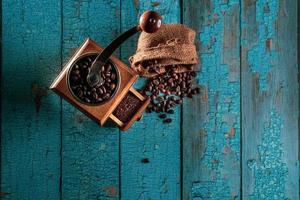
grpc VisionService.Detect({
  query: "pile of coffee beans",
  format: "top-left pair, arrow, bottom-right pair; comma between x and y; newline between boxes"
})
141,67 -> 200,123
113,92 -> 143,123
69,54 -> 119,104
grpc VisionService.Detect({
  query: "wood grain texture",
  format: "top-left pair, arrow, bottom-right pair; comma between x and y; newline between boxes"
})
182,0 -> 241,199
0,1 -> 299,199
1,0 -> 62,199
241,0 -> 299,199
61,1 -> 120,199
120,0 -> 181,199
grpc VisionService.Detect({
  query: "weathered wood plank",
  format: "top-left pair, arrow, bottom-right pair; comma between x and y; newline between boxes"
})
120,1 -> 181,199
61,1 -> 120,199
182,0 -> 241,199
241,0 -> 299,199
1,0 -> 62,199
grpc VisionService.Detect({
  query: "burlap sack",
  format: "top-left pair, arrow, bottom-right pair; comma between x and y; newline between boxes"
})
129,24 -> 199,77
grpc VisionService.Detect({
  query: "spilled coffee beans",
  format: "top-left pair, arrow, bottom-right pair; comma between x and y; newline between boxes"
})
141,67 -> 200,123
69,54 -> 119,104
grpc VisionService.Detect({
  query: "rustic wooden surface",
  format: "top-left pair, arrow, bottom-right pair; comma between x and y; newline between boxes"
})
241,0 -> 299,199
120,1 -> 181,199
182,0 -> 241,199
1,0 -> 298,200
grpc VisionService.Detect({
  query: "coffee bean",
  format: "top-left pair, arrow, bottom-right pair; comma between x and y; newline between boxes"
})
165,104 -> 171,110
187,88 -> 192,94
103,93 -> 110,99
92,92 -> 98,99
111,73 -> 116,80
186,78 -> 192,84
157,102 -> 162,108
72,75 -> 79,81
153,79 -> 159,85
158,84 -> 164,90
167,109 -> 174,114
77,89 -> 83,97
72,86 -> 79,90
191,88 -> 197,94
187,65 -> 194,70
149,68 -> 156,73
105,72 -> 111,77
159,114 -> 167,119
72,69 -> 80,75
110,83 -> 116,90
181,82 -> 186,89
141,158 -> 150,163
97,88 -> 104,95
176,99 -> 183,104
106,64 -> 112,72
168,78 -> 174,83
182,93 -> 189,98
102,87 -> 106,94
105,82 -> 111,87
163,118 -> 172,124
82,64 -> 88,69
147,85 -> 153,91
157,96 -> 164,102
169,96 -> 176,101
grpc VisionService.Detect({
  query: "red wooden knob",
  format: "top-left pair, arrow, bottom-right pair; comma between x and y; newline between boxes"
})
139,11 -> 162,33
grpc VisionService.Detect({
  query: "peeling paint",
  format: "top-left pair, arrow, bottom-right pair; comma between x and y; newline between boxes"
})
192,0 -> 240,198
103,186 -> 118,197
99,143 -> 106,151
75,114 -> 85,123
192,180 -> 231,199
246,0 -> 279,91
247,110 -> 287,199
31,83 -> 48,113
152,2 -> 160,7
160,178 -> 168,194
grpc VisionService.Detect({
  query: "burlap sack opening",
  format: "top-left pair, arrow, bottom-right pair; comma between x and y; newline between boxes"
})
130,24 -> 199,77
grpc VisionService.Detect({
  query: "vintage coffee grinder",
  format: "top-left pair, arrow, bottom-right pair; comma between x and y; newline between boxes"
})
50,11 -> 162,131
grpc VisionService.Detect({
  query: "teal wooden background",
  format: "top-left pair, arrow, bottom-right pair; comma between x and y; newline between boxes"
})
1,0 -> 298,199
